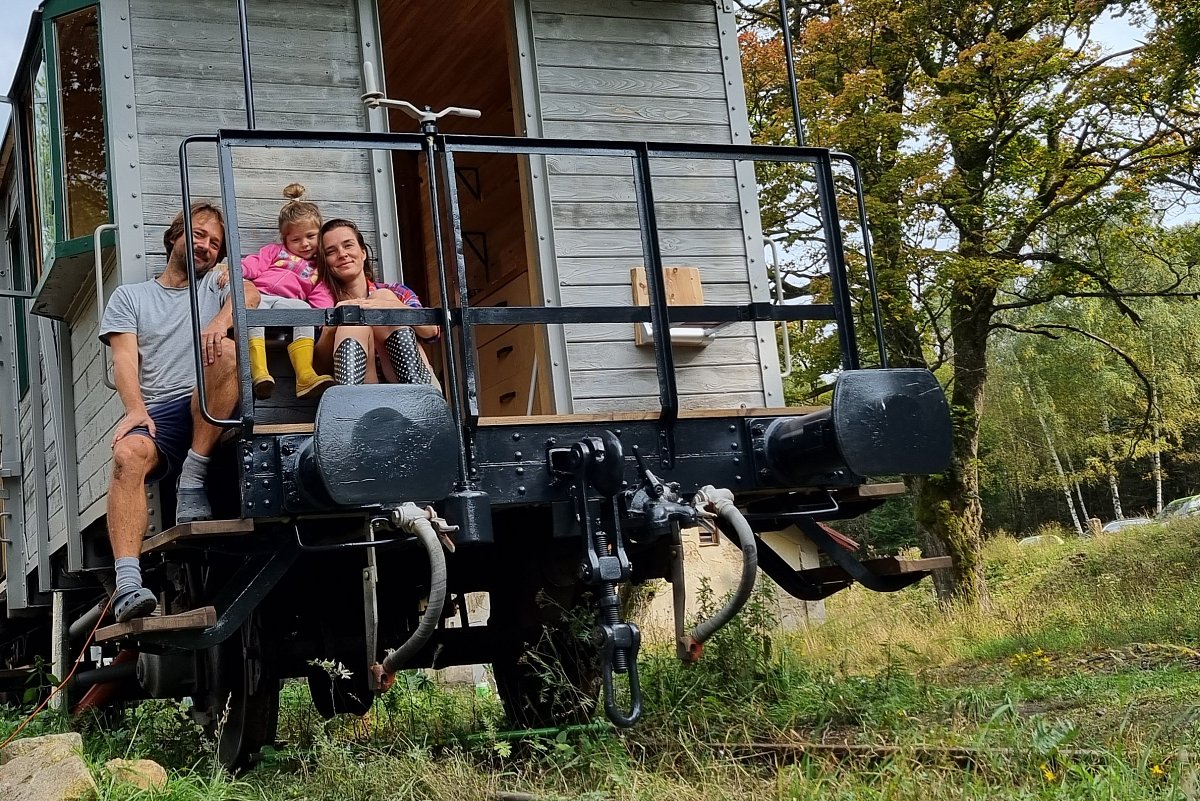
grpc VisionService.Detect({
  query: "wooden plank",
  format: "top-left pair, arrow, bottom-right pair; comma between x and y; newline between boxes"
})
564,320 -> 757,343
552,201 -> 743,231
131,50 -> 364,88
255,423 -> 315,435
547,174 -> 738,204
133,74 -> 377,110
477,405 -> 824,426
567,336 -> 761,371
137,109 -> 363,138
847,482 -> 908,499
96,606 -> 217,643
542,94 -> 730,126
536,66 -> 727,99
531,0 -> 716,24
555,228 -> 746,259
560,282 -> 751,306
557,255 -> 751,286
141,518 -> 255,554
570,363 -> 763,398
543,120 -> 732,144
534,40 -> 723,74
138,141 -> 373,173
140,196 -> 375,230
797,556 -> 953,585
533,12 -> 716,48
134,0 -> 352,25
545,155 -> 736,178
132,17 -> 357,48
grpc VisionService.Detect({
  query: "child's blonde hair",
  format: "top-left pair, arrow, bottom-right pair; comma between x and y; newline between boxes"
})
278,183 -> 321,234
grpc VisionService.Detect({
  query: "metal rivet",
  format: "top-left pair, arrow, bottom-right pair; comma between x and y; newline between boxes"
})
514,451 -> 522,459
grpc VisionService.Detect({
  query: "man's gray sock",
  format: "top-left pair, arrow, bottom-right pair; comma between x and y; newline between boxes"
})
178,449 -> 211,490
114,556 -> 142,596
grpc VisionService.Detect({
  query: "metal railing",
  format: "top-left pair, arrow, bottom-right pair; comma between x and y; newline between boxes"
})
178,128 -> 884,469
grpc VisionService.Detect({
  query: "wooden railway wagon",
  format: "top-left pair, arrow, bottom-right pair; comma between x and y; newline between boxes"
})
0,0 -> 952,769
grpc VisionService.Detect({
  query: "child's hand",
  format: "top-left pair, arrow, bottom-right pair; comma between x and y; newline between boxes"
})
215,264 -> 230,289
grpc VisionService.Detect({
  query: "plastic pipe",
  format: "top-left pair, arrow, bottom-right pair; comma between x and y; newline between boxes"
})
682,486 -> 758,661
381,509 -> 448,674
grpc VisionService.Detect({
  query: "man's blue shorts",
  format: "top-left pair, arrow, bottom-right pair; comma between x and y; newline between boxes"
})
127,394 -> 193,482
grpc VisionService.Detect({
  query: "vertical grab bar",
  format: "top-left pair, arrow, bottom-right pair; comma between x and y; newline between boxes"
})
765,237 -> 793,379
179,134 -> 240,428
830,152 -> 888,368
92,223 -> 118,390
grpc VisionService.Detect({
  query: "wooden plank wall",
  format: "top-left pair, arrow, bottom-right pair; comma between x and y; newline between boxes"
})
127,0 -> 377,275
61,0 -> 378,524
529,0 -> 769,412
18,396 -> 36,575
71,255 -> 120,526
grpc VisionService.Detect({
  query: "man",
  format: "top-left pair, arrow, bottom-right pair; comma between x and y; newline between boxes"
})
100,201 -> 261,622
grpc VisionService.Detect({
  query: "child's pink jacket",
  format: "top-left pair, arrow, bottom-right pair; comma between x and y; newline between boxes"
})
240,243 -> 333,307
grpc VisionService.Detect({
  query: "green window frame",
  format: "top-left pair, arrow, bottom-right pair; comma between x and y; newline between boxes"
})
37,0 -> 112,280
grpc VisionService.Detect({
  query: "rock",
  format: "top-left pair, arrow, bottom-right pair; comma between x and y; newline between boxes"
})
0,732 -> 97,801
104,758 -> 168,791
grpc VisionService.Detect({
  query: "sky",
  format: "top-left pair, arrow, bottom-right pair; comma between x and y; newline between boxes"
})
0,1 -> 40,132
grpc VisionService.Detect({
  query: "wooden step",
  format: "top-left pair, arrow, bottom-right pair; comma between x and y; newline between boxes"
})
96,606 -> 216,643
798,555 -> 951,585
141,519 -> 255,554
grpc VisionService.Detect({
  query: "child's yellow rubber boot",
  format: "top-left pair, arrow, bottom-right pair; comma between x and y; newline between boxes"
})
288,338 -> 335,399
249,336 -> 275,399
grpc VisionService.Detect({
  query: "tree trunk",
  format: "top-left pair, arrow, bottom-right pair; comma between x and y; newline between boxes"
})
911,285 -> 993,607
1019,372 -> 1085,536
1101,408 -> 1123,519
1062,451 -> 1090,528
1151,382 -> 1163,514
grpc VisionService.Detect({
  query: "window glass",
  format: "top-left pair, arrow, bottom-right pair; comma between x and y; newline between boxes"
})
29,56 -> 54,274
55,6 -> 107,241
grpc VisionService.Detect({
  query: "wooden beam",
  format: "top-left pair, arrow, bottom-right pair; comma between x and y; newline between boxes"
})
797,556 -> 952,585
96,606 -> 217,643
478,406 -> 825,426
141,519 -> 256,554
838,482 -> 907,501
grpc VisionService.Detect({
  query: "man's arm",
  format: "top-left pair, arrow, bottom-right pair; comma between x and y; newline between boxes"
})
108,332 -> 155,444
199,280 -> 261,365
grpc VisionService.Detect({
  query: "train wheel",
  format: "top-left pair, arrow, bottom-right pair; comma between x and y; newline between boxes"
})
492,622 -> 601,729
196,614 -> 280,772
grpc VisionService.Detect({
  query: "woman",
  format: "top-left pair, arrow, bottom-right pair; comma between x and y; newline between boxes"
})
313,218 -> 440,386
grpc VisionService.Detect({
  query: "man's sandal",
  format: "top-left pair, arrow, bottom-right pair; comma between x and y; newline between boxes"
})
114,587 -> 157,623
175,485 -> 212,524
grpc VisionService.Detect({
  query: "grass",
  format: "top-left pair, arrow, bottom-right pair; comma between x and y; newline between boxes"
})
6,521 -> 1200,799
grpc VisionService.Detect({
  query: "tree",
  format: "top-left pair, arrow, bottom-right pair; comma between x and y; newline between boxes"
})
740,0 -> 1200,604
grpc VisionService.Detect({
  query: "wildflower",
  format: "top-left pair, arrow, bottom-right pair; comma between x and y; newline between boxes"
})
1041,763 -> 1057,782
1151,764 -> 1166,778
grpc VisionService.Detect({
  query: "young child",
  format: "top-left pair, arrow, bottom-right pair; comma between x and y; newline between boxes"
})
240,184 -> 335,399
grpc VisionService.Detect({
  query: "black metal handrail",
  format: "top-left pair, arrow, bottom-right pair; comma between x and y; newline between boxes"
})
181,128 -> 876,457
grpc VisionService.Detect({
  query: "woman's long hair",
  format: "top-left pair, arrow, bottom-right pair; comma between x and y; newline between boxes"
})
316,218 -> 376,302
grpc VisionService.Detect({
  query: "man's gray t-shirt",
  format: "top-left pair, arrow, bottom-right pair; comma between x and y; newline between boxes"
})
99,271 -> 230,406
